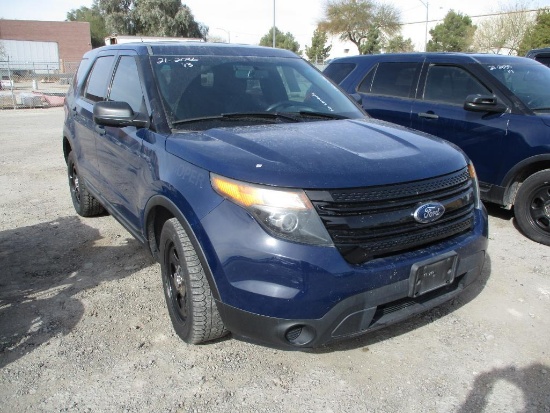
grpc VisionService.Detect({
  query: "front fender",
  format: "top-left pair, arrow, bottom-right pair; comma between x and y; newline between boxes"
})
144,191 -> 224,301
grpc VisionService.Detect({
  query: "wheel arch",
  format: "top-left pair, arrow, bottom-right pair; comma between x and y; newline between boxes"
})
144,195 -> 222,300
63,136 -> 72,164
501,154 -> 550,206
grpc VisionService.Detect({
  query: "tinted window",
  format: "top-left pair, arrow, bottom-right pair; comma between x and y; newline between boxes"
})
423,65 -> 490,105
152,55 -> 364,126
368,62 -> 417,98
72,58 -> 89,90
357,67 -> 375,93
84,56 -> 115,102
109,56 -> 144,113
323,63 -> 356,84
534,55 -> 550,67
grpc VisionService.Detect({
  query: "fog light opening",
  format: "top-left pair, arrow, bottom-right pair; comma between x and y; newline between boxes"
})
284,325 -> 315,346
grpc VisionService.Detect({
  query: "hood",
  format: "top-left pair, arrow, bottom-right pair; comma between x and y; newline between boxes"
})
165,119 -> 468,189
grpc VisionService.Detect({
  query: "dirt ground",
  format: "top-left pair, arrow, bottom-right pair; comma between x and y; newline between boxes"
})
0,107 -> 549,413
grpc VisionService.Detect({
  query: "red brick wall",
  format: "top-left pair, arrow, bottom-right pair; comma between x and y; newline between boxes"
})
0,20 -> 92,63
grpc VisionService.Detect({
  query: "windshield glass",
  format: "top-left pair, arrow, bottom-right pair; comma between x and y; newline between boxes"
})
483,61 -> 550,111
151,55 -> 364,128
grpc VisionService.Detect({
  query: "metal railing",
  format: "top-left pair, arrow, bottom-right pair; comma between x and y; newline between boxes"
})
0,59 -> 79,109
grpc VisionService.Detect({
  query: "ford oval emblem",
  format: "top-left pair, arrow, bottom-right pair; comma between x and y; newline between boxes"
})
413,202 -> 445,224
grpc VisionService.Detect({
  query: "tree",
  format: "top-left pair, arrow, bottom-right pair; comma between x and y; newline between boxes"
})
319,0 -> 400,55
97,0 -> 134,35
95,0 -> 207,39
305,28 -> 332,63
259,27 -> 300,53
473,1 -> 534,55
67,3 -> 108,48
427,10 -> 476,52
385,35 -> 415,53
519,8 -> 550,55
132,0 -> 207,38
360,27 -> 382,54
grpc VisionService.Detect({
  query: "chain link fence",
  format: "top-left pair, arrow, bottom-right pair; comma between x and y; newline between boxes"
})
0,59 -> 79,109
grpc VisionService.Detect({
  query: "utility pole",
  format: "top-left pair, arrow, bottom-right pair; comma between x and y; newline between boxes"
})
419,0 -> 429,52
273,0 -> 276,48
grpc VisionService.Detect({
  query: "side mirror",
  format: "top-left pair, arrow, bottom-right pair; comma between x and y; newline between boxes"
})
93,101 -> 150,128
464,94 -> 507,114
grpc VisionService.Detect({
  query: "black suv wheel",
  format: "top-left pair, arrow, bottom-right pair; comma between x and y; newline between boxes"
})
515,169 -> 550,246
159,218 -> 228,344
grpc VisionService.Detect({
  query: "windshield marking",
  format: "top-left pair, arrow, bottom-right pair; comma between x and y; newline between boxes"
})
487,64 -> 514,73
310,92 -> 335,112
156,57 -> 199,68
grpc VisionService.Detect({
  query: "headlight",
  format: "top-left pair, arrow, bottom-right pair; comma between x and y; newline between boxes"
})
468,162 -> 482,209
211,174 -> 333,246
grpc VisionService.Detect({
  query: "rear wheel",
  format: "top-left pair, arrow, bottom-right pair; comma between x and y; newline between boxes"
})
159,218 -> 228,344
67,152 -> 104,217
514,169 -> 550,246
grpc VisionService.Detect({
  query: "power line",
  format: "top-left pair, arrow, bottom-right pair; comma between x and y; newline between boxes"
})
401,7 -> 544,26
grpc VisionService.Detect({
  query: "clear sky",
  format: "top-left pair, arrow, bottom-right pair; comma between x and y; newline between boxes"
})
1,0 -> 550,57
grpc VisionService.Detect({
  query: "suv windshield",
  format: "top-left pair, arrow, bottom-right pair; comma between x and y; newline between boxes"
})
151,55 -> 364,128
483,61 -> 550,111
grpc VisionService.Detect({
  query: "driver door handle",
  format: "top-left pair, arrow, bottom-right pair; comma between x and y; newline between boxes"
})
418,112 -> 439,120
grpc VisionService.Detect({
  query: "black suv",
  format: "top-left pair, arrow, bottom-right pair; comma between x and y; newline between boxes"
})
63,43 -> 488,348
326,53 -> 550,245
526,48 -> 550,67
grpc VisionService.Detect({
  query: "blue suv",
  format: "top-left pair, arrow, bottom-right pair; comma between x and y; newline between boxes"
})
63,43 -> 488,348
325,53 -> 550,246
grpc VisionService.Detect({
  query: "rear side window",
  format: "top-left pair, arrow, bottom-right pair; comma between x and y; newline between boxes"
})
109,56 -> 144,113
84,56 -> 115,102
72,58 -> 89,90
362,62 -> 417,98
323,63 -> 356,84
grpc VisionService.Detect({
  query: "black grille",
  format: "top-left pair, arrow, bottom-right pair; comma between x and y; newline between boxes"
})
306,168 -> 475,264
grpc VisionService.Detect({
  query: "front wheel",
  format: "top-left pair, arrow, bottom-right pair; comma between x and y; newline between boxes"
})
159,218 -> 228,344
514,169 -> 550,246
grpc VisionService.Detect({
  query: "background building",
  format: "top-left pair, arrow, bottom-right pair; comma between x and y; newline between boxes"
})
0,20 -> 92,72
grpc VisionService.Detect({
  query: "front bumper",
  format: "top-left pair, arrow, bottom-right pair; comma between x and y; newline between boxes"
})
216,249 -> 484,348
200,201 -> 488,348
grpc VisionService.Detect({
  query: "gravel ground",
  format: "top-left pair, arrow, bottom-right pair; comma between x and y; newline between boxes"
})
0,107 -> 549,413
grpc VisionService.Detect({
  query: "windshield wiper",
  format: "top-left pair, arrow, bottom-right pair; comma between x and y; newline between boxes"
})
220,112 -> 301,122
170,111 -> 348,128
171,112 -> 300,126
297,111 -> 349,120
171,115 -> 224,126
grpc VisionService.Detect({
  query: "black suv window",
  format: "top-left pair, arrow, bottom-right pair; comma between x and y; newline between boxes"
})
323,63 -> 356,84
84,55 -> 115,102
423,65 -> 490,105
109,56 -> 144,113
535,55 -> 550,67
362,62 -> 417,98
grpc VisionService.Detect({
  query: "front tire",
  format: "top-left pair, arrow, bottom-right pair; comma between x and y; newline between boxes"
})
159,218 -> 228,344
67,151 -> 104,217
514,169 -> 550,246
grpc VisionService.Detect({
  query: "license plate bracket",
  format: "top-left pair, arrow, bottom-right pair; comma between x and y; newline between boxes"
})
409,252 -> 458,297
